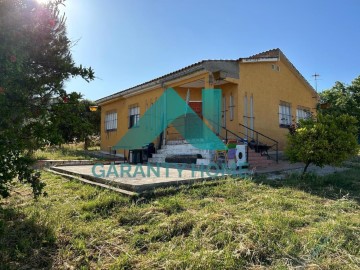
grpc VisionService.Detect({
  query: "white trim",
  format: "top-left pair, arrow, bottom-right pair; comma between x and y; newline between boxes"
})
296,107 -> 311,122
105,111 -> 117,131
279,102 -> 291,126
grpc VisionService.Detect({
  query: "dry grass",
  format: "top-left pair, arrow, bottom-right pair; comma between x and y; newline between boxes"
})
34,144 -> 100,160
1,165 -> 360,269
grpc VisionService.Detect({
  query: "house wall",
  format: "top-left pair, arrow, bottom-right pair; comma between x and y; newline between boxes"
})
237,57 -> 317,150
165,86 -> 202,141
100,72 -> 210,154
100,87 -> 164,154
219,83 -> 239,136
100,57 -> 317,154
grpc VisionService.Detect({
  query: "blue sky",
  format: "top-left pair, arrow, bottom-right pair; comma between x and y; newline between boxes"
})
62,0 -> 360,101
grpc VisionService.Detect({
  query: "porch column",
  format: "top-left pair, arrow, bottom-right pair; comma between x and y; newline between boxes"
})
204,73 -> 214,89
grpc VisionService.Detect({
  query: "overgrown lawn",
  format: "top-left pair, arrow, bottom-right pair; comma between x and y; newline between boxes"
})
34,144 -> 100,160
1,167 -> 359,269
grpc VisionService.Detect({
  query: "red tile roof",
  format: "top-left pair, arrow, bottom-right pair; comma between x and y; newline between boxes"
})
96,48 -> 316,104
247,48 -> 281,59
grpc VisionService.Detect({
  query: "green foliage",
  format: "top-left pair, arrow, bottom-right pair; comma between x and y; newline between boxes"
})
286,114 -> 359,174
0,0 -> 94,198
320,75 -> 360,139
48,92 -> 100,148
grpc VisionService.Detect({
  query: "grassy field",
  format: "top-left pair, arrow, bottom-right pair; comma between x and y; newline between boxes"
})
34,144 -> 100,160
1,156 -> 359,269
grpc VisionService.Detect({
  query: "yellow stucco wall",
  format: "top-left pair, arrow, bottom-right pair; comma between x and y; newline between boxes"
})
99,57 -> 317,153
237,57 -> 317,150
100,72 -> 210,154
100,87 -> 164,155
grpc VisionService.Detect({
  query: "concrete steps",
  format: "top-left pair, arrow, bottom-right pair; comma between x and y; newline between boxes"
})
148,142 -> 214,164
149,141 -> 277,169
248,149 -> 276,168
148,156 -> 166,163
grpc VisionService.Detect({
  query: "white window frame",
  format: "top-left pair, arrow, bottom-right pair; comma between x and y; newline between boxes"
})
128,105 -> 140,128
105,111 -> 117,131
296,107 -> 311,122
279,102 -> 291,127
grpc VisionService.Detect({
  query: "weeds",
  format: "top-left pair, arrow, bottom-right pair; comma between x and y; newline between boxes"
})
34,144 -> 100,160
1,167 -> 360,269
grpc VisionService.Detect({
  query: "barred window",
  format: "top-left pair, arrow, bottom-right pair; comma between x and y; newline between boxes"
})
279,102 -> 291,127
128,105 -> 140,128
296,107 -> 311,122
105,111 -> 117,131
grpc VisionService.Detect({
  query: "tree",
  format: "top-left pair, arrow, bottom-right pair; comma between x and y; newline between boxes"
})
320,75 -> 360,141
0,0 -> 94,198
285,114 -> 359,175
48,92 -> 100,149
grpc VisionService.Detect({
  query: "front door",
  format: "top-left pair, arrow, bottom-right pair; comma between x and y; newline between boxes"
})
188,101 -> 202,118
186,101 -> 203,140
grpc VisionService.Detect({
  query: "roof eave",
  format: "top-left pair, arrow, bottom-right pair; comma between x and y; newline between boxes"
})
96,63 -> 205,105
96,60 -> 239,105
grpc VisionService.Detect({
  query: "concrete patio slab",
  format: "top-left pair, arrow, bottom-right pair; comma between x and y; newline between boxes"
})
49,160 -> 348,195
50,164 -> 249,193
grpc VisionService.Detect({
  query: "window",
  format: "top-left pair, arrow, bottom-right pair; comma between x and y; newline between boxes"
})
296,107 -> 311,122
279,102 -> 291,127
105,111 -> 117,131
272,64 -> 280,72
222,96 -> 226,127
229,94 -> 235,121
128,105 -> 140,128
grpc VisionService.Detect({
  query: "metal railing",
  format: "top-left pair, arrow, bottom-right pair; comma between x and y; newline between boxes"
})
217,126 -> 249,163
238,123 -> 279,162
162,115 -> 279,163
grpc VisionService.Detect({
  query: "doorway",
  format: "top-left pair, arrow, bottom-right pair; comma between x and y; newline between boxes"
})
186,101 -> 203,140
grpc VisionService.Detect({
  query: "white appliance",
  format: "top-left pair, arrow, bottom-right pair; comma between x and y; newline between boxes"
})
235,145 -> 247,166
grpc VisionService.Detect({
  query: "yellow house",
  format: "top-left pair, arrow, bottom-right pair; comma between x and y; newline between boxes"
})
96,49 -> 317,164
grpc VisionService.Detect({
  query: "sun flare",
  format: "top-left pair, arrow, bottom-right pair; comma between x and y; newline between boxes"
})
36,0 -> 50,4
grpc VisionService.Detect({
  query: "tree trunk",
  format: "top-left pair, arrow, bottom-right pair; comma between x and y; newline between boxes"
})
84,137 -> 90,150
302,162 -> 311,175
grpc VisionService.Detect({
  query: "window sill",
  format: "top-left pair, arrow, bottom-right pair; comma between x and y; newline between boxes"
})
279,124 -> 290,128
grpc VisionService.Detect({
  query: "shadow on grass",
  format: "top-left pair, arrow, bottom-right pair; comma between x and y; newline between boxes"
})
0,207 -> 56,270
253,167 -> 360,204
